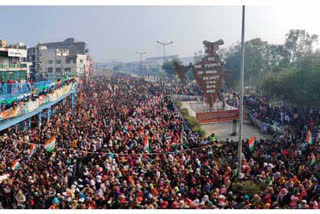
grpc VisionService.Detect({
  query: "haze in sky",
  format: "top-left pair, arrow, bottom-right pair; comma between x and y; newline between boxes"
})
0,6 -> 319,62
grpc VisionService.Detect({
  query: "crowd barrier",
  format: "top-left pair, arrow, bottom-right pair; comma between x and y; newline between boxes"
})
0,83 -> 75,121
248,113 -> 285,135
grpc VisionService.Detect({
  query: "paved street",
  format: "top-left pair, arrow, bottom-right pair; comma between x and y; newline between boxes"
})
201,121 -> 270,141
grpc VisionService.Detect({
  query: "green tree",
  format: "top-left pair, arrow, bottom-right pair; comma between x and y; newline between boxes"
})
162,58 -> 182,78
223,29 -> 318,90
265,44 -> 286,73
113,64 -> 122,71
223,38 -> 269,87
283,29 -> 318,64
260,52 -> 320,107
185,69 -> 195,81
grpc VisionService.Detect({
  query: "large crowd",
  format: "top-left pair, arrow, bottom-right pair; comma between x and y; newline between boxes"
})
163,81 -> 202,96
244,95 -> 320,142
0,75 -> 320,209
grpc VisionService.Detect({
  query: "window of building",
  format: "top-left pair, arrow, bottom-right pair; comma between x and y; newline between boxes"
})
56,68 -> 61,73
64,68 -> 71,73
48,60 -> 53,64
56,60 -> 62,64
80,60 -> 83,63
48,67 -> 53,73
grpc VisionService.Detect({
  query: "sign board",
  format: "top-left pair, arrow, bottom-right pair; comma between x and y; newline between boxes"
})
8,48 -> 27,58
193,40 -> 224,108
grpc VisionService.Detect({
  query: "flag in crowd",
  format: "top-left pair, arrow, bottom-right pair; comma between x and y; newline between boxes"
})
305,129 -> 313,145
44,137 -> 56,152
311,153 -> 316,165
248,137 -> 255,152
109,152 -> 114,159
28,143 -> 36,158
71,139 -> 77,148
144,134 -> 150,153
11,160 -> 20,171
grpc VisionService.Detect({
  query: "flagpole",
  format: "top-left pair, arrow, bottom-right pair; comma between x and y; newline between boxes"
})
237,5 -> 246,179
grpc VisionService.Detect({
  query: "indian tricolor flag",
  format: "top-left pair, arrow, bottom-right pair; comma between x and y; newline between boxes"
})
11,160 -> 20,170
44,137 -> 56,152
311,153 -> 316,165
248,137 -> 255,152
305,130 -> 313,145
29,143 -> 36,158
144,134 -> 150,153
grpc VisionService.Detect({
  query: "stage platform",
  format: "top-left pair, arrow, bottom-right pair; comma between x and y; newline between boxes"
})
181,100 -> 239,124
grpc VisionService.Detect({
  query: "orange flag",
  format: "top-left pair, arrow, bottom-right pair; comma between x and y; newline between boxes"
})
71,139 -> 78,148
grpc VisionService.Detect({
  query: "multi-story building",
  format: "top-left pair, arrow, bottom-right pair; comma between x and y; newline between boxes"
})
27,38 -> 92,80
36,46 -> 91,79
0,40 -> 32,82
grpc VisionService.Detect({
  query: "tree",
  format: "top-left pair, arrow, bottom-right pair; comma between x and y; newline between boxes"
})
260,52 -> 320,107
223,38 -> 269,87
113,64 -> 122,71
244,38 -> 269,85
265,44 -> 286,73
222,44 -> 241,88
185,69 -> 195,81
223,29 -> 318,90
162,58 -> 183,78
283,29 -> 318,64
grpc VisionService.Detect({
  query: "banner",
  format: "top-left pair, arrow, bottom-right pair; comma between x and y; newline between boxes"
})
0,83 -> 75,121
8,48 -> 27,58
25,100 -> 39,113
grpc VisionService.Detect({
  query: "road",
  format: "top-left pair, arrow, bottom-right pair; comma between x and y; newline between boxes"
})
201,121 -> 269,141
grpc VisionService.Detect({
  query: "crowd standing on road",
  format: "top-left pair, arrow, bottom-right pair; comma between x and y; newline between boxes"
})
0,75 -> 320,209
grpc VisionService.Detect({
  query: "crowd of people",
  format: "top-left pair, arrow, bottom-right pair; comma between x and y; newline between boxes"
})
163,81 -> 202,96
0,78 -> 75,113
0,74 -> 320,209
244,95 -> 320,142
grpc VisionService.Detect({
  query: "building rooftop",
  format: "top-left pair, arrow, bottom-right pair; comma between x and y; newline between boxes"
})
145,55 -> 178,61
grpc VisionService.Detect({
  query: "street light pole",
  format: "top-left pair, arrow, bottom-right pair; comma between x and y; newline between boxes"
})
156,41 -> 174,64
136,51 -> 146,78
237,5 -> 246,179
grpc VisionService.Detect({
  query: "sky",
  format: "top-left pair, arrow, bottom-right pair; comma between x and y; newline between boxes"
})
0,6 -> 319,63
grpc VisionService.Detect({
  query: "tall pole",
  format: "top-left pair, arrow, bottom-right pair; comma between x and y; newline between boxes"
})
61,53 -> 63,79
136,51 -> 146,78
237,5 -> 246,179
156,41 -> 173,64
163,45 -> 166,64
54,50 -> 56,81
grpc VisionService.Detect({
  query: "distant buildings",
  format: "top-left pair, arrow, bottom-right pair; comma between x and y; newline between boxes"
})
144,55 -> 178,66
27,38 -> 93,80
98,54 -> 198,77
0,40 -> 32,82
